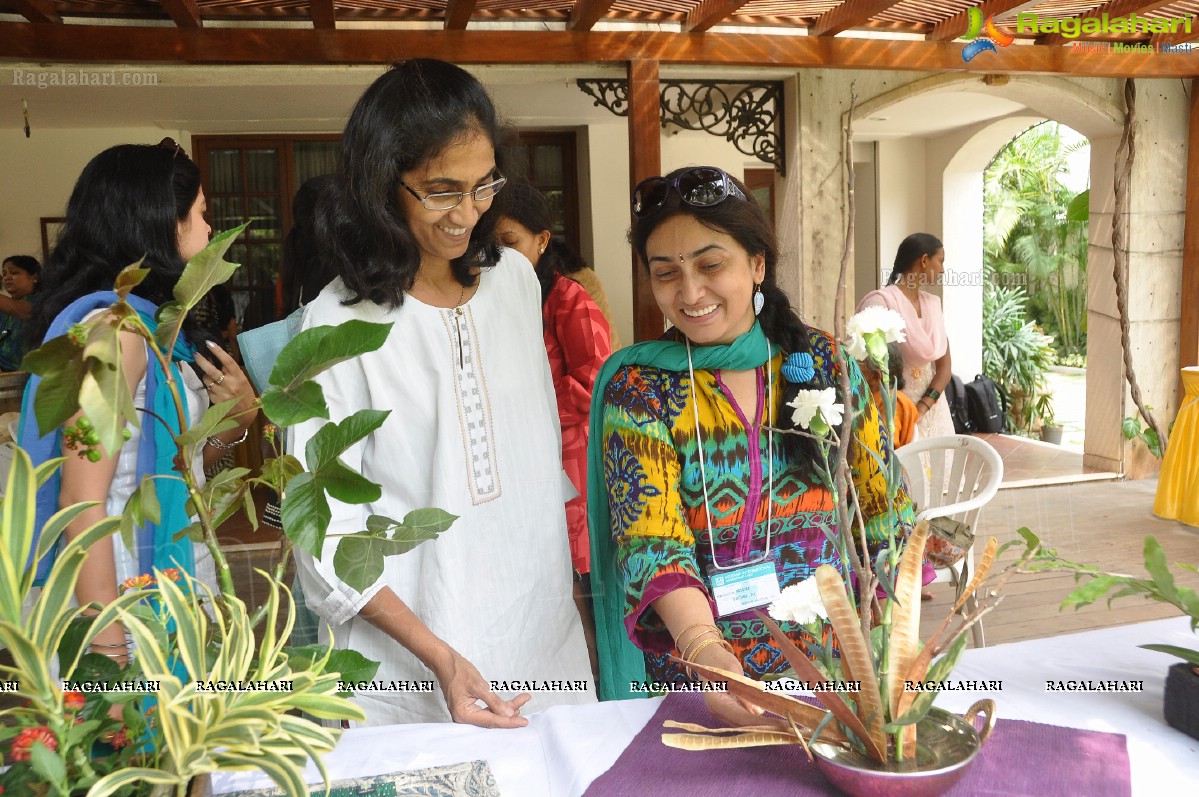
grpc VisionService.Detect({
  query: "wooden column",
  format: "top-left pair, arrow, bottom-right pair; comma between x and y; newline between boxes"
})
628,59 -> 662,343
1182,77 -> 1199,396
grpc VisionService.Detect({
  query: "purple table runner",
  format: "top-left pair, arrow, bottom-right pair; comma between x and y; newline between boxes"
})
584,693 -> 1131,797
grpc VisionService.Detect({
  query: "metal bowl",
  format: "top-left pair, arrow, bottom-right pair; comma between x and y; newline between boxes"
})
810,700 -> 995,797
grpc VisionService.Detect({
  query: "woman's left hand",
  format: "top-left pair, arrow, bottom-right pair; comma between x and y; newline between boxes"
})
195,341 -> 257,424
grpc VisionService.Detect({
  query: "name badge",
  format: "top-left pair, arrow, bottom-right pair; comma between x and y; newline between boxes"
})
709,561 -> 781,618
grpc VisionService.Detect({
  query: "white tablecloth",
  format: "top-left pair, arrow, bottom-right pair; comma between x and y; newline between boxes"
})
211,617 -> 1199,796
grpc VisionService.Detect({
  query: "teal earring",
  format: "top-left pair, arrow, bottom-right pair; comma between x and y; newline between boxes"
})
753,284 -> 765,316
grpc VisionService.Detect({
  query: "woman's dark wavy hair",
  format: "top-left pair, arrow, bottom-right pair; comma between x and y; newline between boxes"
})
317,59 -> 507,308
629,166 -> 820,468
281,174 -> 338,313
887,232 -> 942,285
629,168 -> 811,358
28,143 -> 218,358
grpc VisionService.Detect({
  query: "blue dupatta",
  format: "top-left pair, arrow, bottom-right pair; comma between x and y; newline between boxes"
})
19,291 -> 197,584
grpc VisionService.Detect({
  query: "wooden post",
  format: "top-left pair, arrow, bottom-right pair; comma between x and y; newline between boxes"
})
628,59 -> 662,343
1182,77 -> 1199,398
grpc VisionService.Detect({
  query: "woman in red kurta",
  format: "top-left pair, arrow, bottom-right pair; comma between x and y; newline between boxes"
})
495,178 -> 612,675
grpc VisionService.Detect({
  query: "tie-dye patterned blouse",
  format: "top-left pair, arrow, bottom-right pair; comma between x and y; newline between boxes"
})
600,327 -> 914,684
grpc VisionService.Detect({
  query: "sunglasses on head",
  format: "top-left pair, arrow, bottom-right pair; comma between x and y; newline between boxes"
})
631,167 -> 748,218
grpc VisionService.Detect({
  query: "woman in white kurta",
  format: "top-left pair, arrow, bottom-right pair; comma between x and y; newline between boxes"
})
291,59 -> 592,727
857,233 -> 955,440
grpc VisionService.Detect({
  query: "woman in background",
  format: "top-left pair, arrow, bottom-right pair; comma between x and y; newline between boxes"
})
21,141 -> 257,664
0,254 -> 40,371
857,233 -> 954,440
494,176 -> 613,677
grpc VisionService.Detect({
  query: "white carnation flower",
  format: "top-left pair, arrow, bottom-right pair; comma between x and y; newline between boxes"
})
844,333 -> 868,362
769,578 -> 829,625
787,387 -> 844,434
847,306 -> 907,344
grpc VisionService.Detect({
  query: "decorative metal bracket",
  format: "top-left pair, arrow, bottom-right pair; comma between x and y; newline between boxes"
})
576,78 -> 785,174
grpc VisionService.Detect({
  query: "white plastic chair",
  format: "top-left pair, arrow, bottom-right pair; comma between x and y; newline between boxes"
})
896,435 -> 1003,647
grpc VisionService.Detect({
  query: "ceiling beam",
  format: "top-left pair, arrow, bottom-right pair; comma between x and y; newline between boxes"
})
160,0 -> 203,30
1152,16 -> 1199,47
686,0 -> 751,33
1038,0 -> 1179,47
9,0 -> 60,24
0,25 -> 1197,78
810,0 -> 904,38
569,0 -> 617,32
928,0 -> 1031,43
310,0 -> 336,30
444,0 -> 478,30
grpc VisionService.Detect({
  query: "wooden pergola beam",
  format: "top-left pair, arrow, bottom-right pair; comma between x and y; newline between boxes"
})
309,0 -> 336,30
1038,0 -> 1178,47
1,25 -> 1198,77
811,0 -> 904,38
928,0 -> 1030,43
627,59 -> 661,343
569,0 -> 617,32
686,0 -> 751,34
1181,77 -> 1199,382
9,0 -> 60,24
160,0 -> 203,30
1151,16 -> 1199,47
444,0 -> 478,30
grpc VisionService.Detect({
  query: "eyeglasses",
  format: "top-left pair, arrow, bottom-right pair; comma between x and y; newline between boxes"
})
399,174 -> 507,211
631,167 -> 748,218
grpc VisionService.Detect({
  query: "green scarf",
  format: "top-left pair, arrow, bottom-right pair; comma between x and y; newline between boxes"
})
586,321 -> 775,700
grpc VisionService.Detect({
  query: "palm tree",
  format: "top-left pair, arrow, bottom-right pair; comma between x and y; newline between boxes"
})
983,122 -> 1088,358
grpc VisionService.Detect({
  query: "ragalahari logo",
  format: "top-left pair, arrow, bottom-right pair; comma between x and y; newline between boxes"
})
962,8 -> 1015,61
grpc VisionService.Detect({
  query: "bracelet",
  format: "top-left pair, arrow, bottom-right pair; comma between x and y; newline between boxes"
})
685,636 -> 733,665
680,628 -> 723,662
924,387 -> 942,401
207,427 -> 249,450
675,622 -> 719,650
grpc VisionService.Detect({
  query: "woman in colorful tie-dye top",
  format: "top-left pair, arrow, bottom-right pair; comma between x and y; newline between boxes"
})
587,166 -> 920,725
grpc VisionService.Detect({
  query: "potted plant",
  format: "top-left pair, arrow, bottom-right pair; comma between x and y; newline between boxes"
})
1035,393 -> 1062,445
1041,536 -> 1199,742
658,309 -> 1043,797
0,228 -> 454,795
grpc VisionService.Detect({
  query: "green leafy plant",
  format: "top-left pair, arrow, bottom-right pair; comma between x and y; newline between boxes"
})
1122,413 -> 1163,459
1,228 -> 457,795
982,280 -> 1056,434
1042,536 -> 1198,669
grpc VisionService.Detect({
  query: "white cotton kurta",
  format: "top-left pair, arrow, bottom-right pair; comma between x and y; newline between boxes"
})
291,250 -> 595,726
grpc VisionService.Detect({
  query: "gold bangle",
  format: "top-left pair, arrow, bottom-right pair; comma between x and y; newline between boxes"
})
681,628 -> 722,662
686,636 -> 732,663
676,623 -> 719,653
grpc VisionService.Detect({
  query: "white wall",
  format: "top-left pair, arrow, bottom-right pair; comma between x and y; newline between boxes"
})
876,138 -> 927,290
0,127 -> 190,261
582,122 -> 634,348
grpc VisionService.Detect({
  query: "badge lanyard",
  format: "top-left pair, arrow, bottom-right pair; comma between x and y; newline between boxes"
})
685,338 -> 776,572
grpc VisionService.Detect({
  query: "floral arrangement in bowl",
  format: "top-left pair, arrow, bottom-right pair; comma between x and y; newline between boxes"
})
661,308 -> 1042,770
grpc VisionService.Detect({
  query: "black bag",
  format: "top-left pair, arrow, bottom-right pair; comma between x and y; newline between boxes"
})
964,374 -> 1007,434
945,375 -> 975,434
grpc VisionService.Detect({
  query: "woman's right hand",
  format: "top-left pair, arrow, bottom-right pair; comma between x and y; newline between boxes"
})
433,649 -> 531,729
693,645 -> 770,728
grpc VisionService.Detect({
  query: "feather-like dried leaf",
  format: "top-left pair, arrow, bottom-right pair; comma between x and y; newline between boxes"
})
815,564 -> 888,761
675,658 -> 846,742
952,537 -> 998,614
756,612 -> 881,760
886,520 -> 929,721
662,720 -> 787,734
661,730 -> 802,750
